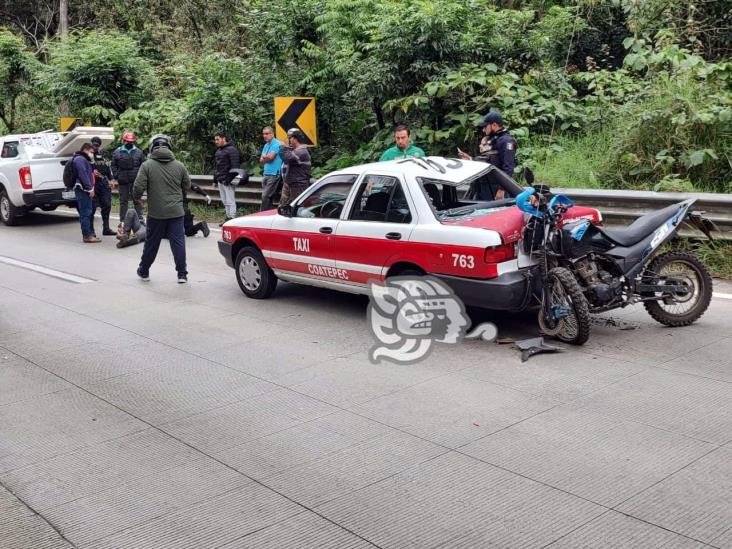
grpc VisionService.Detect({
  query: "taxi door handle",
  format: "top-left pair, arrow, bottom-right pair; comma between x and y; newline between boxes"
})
319,226 -> 333,234
385,232 -> 402,240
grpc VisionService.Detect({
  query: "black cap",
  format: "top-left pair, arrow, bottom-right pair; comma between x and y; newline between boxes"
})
91,136 -> 102,146
478,110 -> 504,127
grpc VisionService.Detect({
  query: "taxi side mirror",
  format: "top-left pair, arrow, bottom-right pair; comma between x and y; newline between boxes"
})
277,204 -> 293,217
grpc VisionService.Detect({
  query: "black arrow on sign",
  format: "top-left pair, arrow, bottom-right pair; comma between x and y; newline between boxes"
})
277,98 -> 314,145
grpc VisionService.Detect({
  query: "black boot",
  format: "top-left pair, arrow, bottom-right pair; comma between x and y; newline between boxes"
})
102,216 -> 115,235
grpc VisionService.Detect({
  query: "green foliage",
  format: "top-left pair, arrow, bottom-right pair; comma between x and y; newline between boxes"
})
41,31 -> 154,121
597,34 -> 732,192
0,29 -> 40,132
1,0 -> 729,196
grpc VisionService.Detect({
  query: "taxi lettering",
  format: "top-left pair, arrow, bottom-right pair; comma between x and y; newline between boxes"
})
293,237 -> 310,253
308,264 -> 349,280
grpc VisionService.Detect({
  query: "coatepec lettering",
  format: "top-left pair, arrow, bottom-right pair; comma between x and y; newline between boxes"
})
308,264 -> 349,280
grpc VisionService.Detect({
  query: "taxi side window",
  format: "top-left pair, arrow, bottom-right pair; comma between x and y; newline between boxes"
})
295,175 -> 357,219
1,141 -> 19,158
350,175 -> 412,224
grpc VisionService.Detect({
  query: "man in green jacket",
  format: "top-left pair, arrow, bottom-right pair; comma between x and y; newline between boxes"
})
379,124 -> 426,161
133,134 -> 192,283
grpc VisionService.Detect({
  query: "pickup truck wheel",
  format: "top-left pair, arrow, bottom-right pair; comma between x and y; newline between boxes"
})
0,190 -> 25,226
235,246 -> 277,299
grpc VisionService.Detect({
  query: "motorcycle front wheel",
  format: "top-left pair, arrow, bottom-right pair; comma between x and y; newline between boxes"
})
642,251 -> 713,327
538,267 -> 592,345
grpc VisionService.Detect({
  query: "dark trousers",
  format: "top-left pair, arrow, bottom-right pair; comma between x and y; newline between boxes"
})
138,216 -> 187,276
94,180 -> 112,228
75,188 -> 96,237
185,222 -> 206,237
119,184 -> 143,220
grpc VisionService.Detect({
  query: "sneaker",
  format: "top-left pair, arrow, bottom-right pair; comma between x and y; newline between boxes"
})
83,236 -> 102,243
177,274 -> 188,284
102,227 -> 116,236
137,267 -> 150,281
202,222 -> 210,238
116,234 -> 129,248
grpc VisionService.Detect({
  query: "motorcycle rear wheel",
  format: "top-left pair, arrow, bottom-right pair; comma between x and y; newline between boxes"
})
642,251 -> 712,327
538,267 -> 592,345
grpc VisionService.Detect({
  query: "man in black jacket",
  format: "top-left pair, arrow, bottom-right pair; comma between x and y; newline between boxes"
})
91,136 -> 115,235
111,132 -> 145,220
214,131 -> 241,225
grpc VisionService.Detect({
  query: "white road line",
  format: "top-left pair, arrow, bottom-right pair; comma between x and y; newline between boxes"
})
0,255 -> 95,284
713,292 -> 732,300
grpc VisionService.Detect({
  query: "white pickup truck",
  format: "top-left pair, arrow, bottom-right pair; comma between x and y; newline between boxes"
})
0,127 -> 114,225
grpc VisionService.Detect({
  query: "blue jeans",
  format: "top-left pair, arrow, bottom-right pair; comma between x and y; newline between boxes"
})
75,187 -> 96,237
138,216 -> 187,276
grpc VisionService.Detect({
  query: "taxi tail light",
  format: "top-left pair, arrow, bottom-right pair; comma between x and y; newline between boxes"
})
484,243 -> 515,263
19,166 -> 32,190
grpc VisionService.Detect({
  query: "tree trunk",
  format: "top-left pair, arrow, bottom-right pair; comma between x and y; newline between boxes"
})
372,98 -> 385,130
59,0 -> 68,37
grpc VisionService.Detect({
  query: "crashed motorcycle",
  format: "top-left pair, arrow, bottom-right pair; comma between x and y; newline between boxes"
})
516,182 -> 715,346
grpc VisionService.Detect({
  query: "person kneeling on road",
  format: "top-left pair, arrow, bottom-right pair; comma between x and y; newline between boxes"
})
183,184 -> 211,238
132,134 -> 192,283
116,208 -> 147,248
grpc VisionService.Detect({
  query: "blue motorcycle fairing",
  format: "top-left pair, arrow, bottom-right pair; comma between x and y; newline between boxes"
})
516,187 -> 543,218
548,194 -> 574,214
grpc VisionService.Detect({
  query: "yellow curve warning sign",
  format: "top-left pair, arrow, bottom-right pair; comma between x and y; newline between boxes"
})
274,97 -> 317,146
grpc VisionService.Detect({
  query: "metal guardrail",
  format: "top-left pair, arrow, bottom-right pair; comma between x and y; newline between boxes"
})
117,176 -> 732,240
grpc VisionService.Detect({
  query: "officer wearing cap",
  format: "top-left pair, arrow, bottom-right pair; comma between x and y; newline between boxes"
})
90,136 -> 115,235
458,110 -> 517,176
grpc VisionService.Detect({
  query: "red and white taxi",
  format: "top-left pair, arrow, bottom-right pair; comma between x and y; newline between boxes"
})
218,157 -> 601,310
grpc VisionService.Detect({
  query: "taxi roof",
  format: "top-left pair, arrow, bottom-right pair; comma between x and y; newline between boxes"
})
330,156 -> 493,185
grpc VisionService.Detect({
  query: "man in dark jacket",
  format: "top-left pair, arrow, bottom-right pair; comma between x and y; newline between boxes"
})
91,136 -> 115,235
279,128 -> 311,206
213,131 -> 241,225
73,143 -> 100,243
133,134 -> 192,283
111,132 -> 145,220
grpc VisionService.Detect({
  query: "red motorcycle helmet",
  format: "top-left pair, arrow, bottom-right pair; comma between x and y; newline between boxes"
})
121,132 -> 137,143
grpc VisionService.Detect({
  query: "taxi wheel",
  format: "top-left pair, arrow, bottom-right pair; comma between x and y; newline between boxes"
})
235,246 -> 277,299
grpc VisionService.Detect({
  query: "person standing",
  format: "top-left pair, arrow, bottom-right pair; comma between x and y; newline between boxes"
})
90,136 -> 115,236
458,110 -> 517,176
258,126 -> 283,211
72,143 -> 100,243
379,125 -> 426,161
213,132 -> 241,225
111,132 -> 145,220
133,134 -> 191,283
279,128 -> 311,206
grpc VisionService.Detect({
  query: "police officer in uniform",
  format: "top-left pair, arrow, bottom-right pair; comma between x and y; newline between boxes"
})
90,136 -> 115,235
458,110 -> 518,200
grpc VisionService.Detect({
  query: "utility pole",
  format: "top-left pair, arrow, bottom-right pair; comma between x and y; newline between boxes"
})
59,0 -> 69,117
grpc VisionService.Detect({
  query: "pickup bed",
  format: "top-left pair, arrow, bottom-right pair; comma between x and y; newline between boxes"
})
0,127 -> 113,225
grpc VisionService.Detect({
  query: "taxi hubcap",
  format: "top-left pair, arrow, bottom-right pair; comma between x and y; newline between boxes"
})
240,256 -> 261,290
0,197 -> 8,220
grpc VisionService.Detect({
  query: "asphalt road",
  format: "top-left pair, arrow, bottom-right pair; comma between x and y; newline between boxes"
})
1,209 -> 731,549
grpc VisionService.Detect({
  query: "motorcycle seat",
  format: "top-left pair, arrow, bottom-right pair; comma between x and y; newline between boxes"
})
600,203 -> 682,247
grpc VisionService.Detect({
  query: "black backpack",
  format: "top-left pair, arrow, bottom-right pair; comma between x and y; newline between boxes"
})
63,155 -> 79,190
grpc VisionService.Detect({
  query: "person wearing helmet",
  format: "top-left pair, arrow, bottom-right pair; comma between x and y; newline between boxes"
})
132,134 -> 192,283
90,136 -> 115,236
111,131 -> 145,220
278,128 -> 311,206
